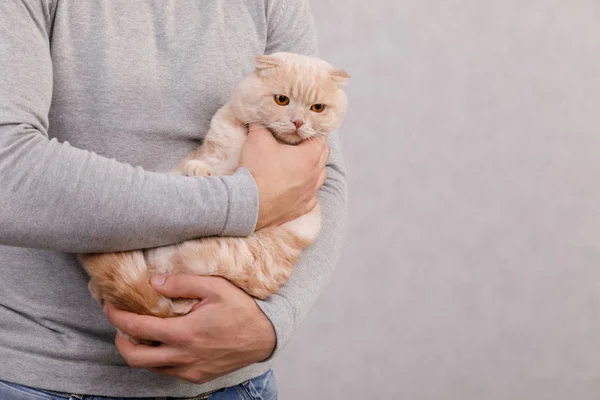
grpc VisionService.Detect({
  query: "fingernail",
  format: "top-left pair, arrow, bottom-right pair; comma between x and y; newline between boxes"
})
150,275 -> 166,287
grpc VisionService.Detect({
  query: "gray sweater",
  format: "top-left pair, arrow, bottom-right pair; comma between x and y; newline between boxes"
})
0,1 -> 347,397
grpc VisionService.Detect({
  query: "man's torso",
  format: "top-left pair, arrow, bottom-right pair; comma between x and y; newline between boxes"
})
0,1 -> 274,397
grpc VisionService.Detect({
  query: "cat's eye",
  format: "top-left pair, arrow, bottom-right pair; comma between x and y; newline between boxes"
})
311,104 -> 326,113
274,95 -> 290,106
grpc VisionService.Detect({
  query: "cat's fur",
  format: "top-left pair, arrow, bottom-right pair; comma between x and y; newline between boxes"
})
80,53 -> 349,318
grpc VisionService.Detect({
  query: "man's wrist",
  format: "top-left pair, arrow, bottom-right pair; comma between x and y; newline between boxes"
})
218,167 -> 259,236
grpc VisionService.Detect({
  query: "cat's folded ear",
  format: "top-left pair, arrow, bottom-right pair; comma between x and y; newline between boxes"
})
255,55 -> 280,76
329,69 -> 350,86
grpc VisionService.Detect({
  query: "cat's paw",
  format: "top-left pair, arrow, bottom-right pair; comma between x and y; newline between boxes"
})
171,298 -> 199,315
183,160 -> 213,177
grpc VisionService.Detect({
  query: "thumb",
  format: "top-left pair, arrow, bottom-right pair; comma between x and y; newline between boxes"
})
298,135 -> 328,161
150,274 -> 218,300
298,134 -> 326,150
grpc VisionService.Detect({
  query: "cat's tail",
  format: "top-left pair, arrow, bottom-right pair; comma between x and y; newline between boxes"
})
80,251 -> 197,318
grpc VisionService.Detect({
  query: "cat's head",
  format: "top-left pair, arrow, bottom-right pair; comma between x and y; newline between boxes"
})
231,52 -> 349,145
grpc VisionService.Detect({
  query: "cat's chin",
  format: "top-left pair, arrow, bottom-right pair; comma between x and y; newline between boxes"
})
271,130 -> 305,145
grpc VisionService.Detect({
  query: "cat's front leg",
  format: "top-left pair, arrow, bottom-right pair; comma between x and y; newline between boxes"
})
182,159 -> 213,177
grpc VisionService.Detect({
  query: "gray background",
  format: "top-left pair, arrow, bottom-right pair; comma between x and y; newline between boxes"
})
276,1 -> 600,399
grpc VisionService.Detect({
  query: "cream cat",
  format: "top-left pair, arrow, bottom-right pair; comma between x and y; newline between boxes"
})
80,52 -> 349,318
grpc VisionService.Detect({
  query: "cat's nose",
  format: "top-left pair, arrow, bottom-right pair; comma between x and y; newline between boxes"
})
292,119 -> 304,129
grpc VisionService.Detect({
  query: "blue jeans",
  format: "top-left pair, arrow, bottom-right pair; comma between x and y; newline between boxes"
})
0,369 -> 277,400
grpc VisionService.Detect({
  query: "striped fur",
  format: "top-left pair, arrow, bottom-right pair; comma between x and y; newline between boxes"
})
80,53 -> 348,317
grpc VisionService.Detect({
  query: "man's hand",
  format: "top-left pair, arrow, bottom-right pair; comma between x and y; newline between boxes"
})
240,124 -> 329,230
103,274 -> 276,384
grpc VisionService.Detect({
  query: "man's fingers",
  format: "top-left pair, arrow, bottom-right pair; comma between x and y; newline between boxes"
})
150,274 -> 224,301
104,303 -> 176,343
147,366 -> 221,385
114,333 -> 188,369
306,196 -> 318,213
247,124 -> 276,143
318,141 -> 330,169
298,136 -> 329,167
316,168 -> 328,190
299,134 -> 325,148
149,359 -> 248,384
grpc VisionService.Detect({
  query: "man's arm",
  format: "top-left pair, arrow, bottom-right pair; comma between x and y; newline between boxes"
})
99,1 -> 346,382
255,0 -> 349,358
0,1 -> 259,253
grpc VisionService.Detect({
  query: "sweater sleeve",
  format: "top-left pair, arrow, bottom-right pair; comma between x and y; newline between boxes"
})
256,0 -> 349,358
0,1 -> 258,253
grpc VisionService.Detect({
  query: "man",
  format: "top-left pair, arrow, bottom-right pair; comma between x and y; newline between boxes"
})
0,1 -> 347,399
